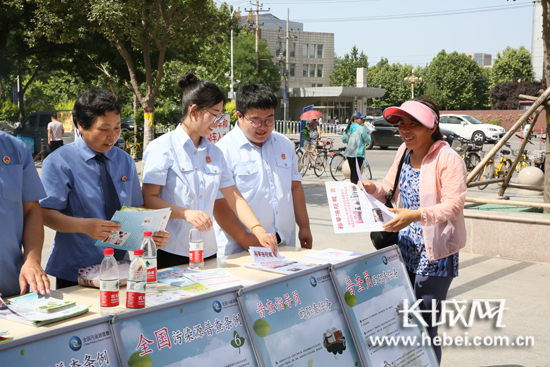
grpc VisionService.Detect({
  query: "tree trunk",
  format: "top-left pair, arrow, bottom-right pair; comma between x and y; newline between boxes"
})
133,93 -> 138,146
542,0 -> 550,212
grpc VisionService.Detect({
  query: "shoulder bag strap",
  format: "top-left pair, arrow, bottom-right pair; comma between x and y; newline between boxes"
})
385,149 -> 408,204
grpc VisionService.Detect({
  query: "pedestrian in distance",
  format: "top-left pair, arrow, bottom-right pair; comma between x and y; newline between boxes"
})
342,111 -> 373,185
213,83 -> 312,256
48,112 -> 64,152
361,97 -> 467,364
40,89 -> 169,289
142,73 -> 277,268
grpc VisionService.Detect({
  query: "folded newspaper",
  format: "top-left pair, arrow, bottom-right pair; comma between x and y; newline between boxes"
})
244,247 -> 320,275
95,206 -> 171,251
325,181 -> 396,234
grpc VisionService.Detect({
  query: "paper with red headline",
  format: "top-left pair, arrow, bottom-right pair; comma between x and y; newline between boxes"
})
325,181 -> 395,234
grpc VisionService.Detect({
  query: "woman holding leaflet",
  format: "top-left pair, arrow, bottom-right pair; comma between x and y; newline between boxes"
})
361,98 -> 467,363
142,72 -> 277,268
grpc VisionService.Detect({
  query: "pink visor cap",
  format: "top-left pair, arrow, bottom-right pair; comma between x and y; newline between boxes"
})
383,101 -> 438,129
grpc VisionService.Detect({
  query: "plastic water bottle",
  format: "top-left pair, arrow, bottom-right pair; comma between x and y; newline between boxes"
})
126,249 -> 146,309
189,229 -> 204,270
100,248 -> 119,315
141,231 -> 157,291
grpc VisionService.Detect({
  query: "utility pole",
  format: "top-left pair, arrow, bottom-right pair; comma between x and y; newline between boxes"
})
255,1 -> 259,72
245,1 -> 269,72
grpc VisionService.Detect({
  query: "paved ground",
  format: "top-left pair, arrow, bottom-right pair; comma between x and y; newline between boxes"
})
38,134 -> 549,366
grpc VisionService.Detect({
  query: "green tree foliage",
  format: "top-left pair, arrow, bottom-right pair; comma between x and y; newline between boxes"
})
233,29 -> 281,92
330,46 -> 369,87
367,58 -> 425,108
492,46 -> 534,83
18,0 -> 231,148
424,50 -> 490,110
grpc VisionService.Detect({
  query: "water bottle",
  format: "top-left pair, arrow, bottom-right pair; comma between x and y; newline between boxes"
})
100,248 -> 119,315
141,231 -> 157,291
126,249 -> 146,309
189,229 -> 204,270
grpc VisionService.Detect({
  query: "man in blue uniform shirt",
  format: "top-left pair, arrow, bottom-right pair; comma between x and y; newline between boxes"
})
213,83 -> 312,255
39,89 -> 167,289
0,131 -> 50,297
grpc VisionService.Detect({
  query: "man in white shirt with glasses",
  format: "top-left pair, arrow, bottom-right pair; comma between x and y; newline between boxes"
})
213,83 -> 312,255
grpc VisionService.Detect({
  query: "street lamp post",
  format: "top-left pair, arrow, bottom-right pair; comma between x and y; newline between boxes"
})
404,69 -> 422,99
230,3 -> 248,100
277,52 -> 288,121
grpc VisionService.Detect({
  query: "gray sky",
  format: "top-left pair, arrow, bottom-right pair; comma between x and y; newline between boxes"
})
227,0 -> 535,67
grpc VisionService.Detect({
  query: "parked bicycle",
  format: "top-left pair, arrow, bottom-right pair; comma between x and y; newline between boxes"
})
451,137 -> 483,172
477,143 -> 513,190
121,138 -> 143,160
329,149 -> 372,182
296,138 -> 333,177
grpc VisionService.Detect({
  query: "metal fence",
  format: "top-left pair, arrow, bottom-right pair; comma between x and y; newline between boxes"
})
272,120 -> 344,135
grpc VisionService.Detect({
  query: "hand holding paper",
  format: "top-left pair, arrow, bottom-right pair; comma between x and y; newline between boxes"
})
383,208 -> 421,232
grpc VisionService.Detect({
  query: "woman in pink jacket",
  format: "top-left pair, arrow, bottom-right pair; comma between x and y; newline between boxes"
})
362,97 -> 467,363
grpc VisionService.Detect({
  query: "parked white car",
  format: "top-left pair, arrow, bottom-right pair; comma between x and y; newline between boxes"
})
439,114 -> 505,142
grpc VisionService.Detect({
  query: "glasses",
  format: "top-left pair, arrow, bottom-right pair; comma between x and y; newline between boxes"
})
243,115 -> 275,128
204,109 -> 227,123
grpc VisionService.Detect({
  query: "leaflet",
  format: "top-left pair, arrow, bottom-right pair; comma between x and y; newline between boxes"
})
185,269 -> 257,290
303,248 -> 364,264
246,247 -> 320,275
95,206 -> 171,251
325,181 -> 396,233
9,293 -> 75,313
157,267 -> 199,286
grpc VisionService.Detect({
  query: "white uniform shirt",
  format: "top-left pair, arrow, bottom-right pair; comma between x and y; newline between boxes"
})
143,125 -> 235,257
214,124 -> 302,255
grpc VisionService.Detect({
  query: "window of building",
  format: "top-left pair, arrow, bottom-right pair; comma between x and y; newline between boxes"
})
317,64 -> 323,77
317,84 -> 323,87
317,44 -> 323,58
309,44 -> 315,58
312,84 -> 316,87
290,43 -> 295,57
290,63 -> 295,77
303,44 -> 308,58
309,64 -> 315,77
303,64 -> 308,77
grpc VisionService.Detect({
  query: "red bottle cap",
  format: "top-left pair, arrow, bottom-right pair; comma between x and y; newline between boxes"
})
104,248 -> 114,256
143,231 -> 153,237
134,249 -> 144,256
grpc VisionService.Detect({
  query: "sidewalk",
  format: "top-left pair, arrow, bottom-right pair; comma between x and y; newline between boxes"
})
39,160 -> 549,367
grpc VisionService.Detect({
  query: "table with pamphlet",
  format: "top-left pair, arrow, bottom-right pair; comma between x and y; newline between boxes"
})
0,246 -> 439,367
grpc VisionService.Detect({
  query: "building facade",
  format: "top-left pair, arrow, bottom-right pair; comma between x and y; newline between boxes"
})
466,53 -> 492,67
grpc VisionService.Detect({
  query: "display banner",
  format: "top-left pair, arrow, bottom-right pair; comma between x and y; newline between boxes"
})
237,265 -> 362,367
330,246 -> 438,367
111,286 -> 258,367
0,316 -> 121,367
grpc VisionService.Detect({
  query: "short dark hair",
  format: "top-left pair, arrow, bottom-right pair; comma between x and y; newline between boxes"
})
51,112 -> 58,119
73,89 -> 122,130
178,72 -> 226,118
236,83 -> 277,116
412,97 -> 443,142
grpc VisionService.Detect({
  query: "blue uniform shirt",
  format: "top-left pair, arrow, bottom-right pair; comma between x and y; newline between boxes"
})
40,137 -> 143,282
0,132 -> 46,297
214,124 -> 302,256
142,125 -> 235,257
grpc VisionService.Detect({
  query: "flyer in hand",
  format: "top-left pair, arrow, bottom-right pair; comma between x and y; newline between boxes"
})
325,181 -> 396,233
245,247 -> 320,275
94,206 -> 171,251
